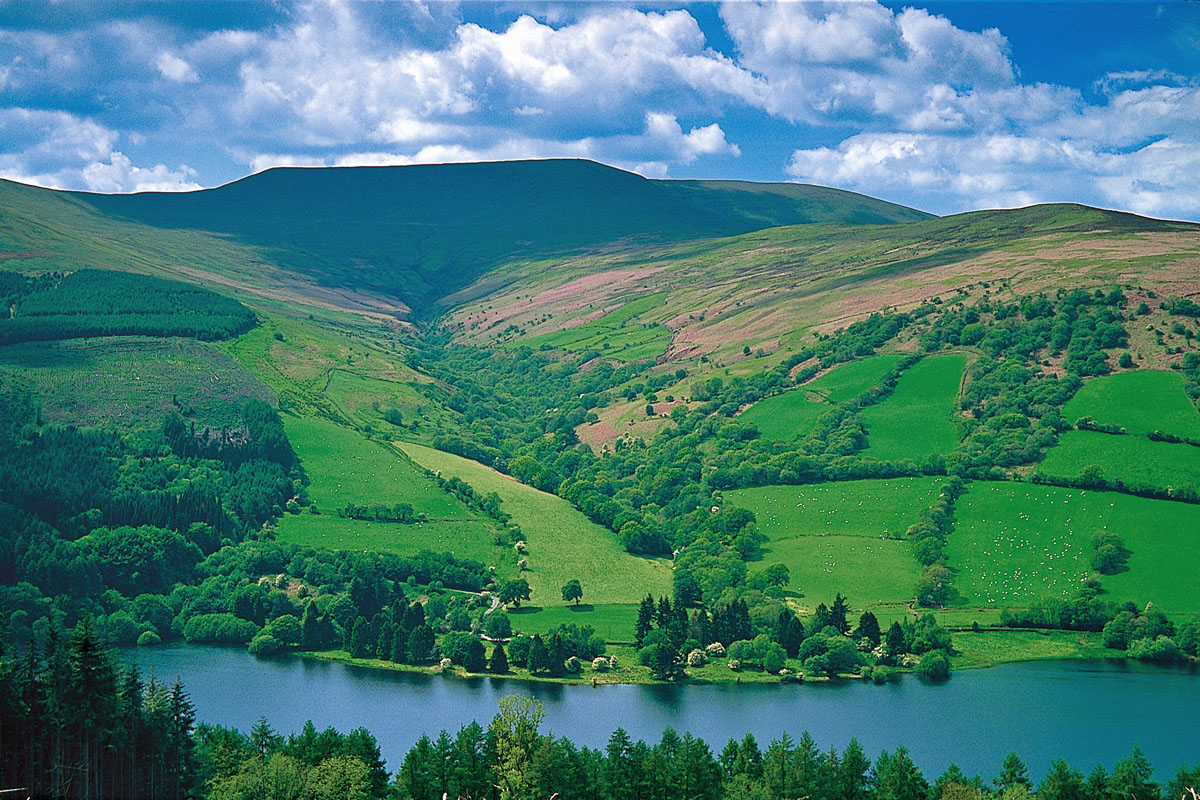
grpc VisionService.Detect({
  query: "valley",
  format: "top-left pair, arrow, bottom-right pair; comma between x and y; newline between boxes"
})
3,162 -> 1200,695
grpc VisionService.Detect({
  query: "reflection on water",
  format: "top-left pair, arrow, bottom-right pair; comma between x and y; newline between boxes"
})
120,644 -> 1199,781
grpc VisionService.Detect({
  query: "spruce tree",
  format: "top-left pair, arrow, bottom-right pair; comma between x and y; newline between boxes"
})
488,643 -> 510,673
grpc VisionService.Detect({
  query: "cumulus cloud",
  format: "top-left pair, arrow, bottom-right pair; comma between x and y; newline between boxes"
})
0,108 -> 199,192
788,130 -> 1200,220
0,0 -> 1197,217
156,52 -> 199,83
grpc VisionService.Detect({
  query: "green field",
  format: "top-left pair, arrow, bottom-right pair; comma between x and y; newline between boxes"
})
277,416 -> 502,558
948,482 -> 1200,613
277,514 -> 499,563
1036,430 -> 1200,494
726,479 -> 939,611
726,478 -> 943,539
284,416 -> 469,517
0,337 -> 274,430
1062,370 -> 1200,438
767,536 -> 919,611
396,441 -> 672,606
739,354 -> 903,440
951,629 -> 1110,669
508,604 -> 640,643
861,354 -> 965,461
515,293 -> 672,361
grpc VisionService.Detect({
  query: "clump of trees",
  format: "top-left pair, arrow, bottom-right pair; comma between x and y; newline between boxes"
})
0,269 -> 256,344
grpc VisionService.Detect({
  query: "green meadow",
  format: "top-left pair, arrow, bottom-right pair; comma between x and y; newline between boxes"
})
726,478 -> 943,539
948,482 -> 1200,614
1062,370 -> 1200,438
1036,430 -> 1200,494
508,604 -> 641,643
515,293 -> 672,361
861,353 -> 965,462
0,336 -> 274,430
739,354 -> 902,440
765,536 -> 919,611
283,416 -> 467,517
277,416 -> 501,558
277,514 -> 499,563
395,441 -> 672,607
727,479 -> 940,611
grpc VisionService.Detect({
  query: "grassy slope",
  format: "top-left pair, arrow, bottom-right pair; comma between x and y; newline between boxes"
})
275,416 -> 506,563
948,482 -> 1200,614
395,441 -> 672,607
0,178 -> 409,325
726,479 -> 941,612
1035,431 -> 1200,494
1061,370 -> 1200,438
0,336 -> 274,430
284,416 -> 467,516
726,478 -> 943,539
450,204 -> 1200,364
740,354 -> 903,440
515,293 -> 672,360
508,604 -> 640,643
68,161 -> 926,315
861,354 -> 965,461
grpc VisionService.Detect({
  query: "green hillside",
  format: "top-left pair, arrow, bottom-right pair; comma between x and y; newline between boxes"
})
66,160 -> 929,314
7,160 -> 1200,685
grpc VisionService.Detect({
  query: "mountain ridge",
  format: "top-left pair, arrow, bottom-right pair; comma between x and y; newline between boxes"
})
37,159 -> 931,315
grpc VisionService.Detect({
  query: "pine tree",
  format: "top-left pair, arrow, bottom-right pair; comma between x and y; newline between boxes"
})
301,600 -> 322,649
1037,759 -> 1086,800
376,624 -> 393,660
1108,745 -> 1159,800
390,625 -> 409,664
488,643 -> 510,673
250,716 -> 281,757
349,617 -> 371,658
528,635 -> 548,674
996,752 -> 1033,792
831,594 -> 851,634
635,595 -> 656,647
837,738 -> 872,800
407,624 -> 436,663
855,611 -> 881,646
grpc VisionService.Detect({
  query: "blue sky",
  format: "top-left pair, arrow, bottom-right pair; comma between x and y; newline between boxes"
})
1,1 -> 1198,220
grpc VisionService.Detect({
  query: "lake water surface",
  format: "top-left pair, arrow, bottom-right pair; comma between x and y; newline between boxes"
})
121,644 -> 1198,781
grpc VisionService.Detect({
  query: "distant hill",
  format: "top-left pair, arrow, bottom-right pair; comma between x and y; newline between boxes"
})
65,159 -> 930,314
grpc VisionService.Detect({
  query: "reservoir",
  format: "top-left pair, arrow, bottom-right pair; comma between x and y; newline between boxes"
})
122,644 -> 1198,780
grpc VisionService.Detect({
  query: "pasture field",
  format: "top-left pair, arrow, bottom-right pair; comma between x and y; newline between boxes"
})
276,514 -> 499,563
739,354 -> 903,440
508,604 -> 640,643
948,482 -> 1200,614
766,536 -> 920,611
726,477 -> 943,539
516,293 -> 671,361
323,369 -> 437,434
1035,431 -> 1200,494
284,415 -> 469,518
395,441 -> 673,606
860,353 -> 965,462
951,629 -> 1110,670
0,336 -> 274,430
1062,370 -> 1200,438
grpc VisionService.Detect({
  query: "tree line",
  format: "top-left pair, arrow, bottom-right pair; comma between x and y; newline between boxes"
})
0,269 -> 256,345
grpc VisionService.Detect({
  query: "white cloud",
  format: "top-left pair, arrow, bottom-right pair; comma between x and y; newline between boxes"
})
156,52 -> 199,83
0,108 -> 198,192
0,0 -> 1197,220
788,130 -> 1200,220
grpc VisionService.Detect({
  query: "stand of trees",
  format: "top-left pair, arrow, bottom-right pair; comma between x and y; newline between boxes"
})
2,625 -> 1198,800
0,269 -> 256,345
